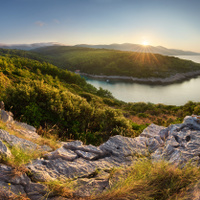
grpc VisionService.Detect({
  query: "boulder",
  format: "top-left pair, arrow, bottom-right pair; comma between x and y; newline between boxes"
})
151,117 -> 200,166
182,115 -> 200,130
0,163 -> 50,200
46,147 -> 78,161
63,141 -> 104,155
140,123 -> 165,138
14,121 -> 36,132
99,135 -> 149,157
0,139 -> 12,158
13,128 -> 40,140
0,109 -> 13,123
75,150 -> 98,160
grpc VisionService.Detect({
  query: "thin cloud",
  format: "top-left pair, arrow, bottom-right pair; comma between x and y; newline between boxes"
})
53,19 -> 60,24
35,21 -> 45,27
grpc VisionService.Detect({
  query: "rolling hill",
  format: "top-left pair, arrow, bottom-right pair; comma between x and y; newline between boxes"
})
32,46 -> 200,79
0,42 -> 61,50
76,43 -> 200,55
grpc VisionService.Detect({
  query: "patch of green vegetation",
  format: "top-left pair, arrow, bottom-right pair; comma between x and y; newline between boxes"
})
124,101 -> 200,127
9,146 -> 43,166
32,46 -> 200,78
44,179 -> 74,198
1,144 -> 44,168
132,122 -> 149,136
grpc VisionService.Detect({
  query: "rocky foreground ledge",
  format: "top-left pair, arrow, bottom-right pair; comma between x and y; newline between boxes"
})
0,109 -> 200,199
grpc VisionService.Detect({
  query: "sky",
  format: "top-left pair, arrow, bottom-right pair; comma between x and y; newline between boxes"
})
0,0 -> 200,52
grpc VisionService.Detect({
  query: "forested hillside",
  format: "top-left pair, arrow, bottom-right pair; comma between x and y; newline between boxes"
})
32,46 -> 200,78
0,48 -> 134,144
1,48 -> 200,146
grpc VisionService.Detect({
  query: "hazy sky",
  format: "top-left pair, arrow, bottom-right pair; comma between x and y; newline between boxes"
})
0,0 -> 200,52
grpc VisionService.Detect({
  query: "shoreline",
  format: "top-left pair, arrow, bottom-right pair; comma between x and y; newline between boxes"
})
79,70 -> 200,85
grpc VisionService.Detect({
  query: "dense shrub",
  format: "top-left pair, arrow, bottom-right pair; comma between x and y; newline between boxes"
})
0,53 -> 134,144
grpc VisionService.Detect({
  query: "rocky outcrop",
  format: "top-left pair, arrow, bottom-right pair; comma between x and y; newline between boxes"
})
0,115 -> 200,199
0,129 -> 51,152
0,139 -> 11,158
152,116 -> 200,166
0,109 -> 14,123
0,108 -> 38,139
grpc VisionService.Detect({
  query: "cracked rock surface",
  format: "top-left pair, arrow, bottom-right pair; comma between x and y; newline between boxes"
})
0,115 -> 200,199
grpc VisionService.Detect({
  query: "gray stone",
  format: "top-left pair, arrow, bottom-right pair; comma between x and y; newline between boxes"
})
151,148 -> 164,161
75,150 -> 98,160
0,181 -> 26,196
13,128 -> 40,140
0,109 -> 13,123
25,182 -> 48,196
150,117 -> 200,165
0,139 -> 12,158
183,115 -> 200,130
14,121 -> 36,132
146,137 -> 161,153
162,144 -> 176,160
63,141 -> 104,155
159,127 -> 169,140
41,144 -> 53,152
62,140 -> 83,149
0,163 -> 31,186
28,135 -> 149,183
45,147 -> 77,161
140,123 -> 165,138
166,135 -> 180,147
0,164 -> 14,182
99,135 -> 148,157
74,178 -> 109,197
0,129 -> 38,151
0,129 -> 49,152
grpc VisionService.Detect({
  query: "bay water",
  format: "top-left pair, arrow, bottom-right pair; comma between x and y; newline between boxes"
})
85,55 -> 200,105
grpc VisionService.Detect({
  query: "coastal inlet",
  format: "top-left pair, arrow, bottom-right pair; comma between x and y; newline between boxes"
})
84,55 -> 200,106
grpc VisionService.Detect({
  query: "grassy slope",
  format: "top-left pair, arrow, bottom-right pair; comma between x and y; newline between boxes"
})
32,46 -> 200,78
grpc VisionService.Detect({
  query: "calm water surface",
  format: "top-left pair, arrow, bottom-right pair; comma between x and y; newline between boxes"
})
86,55 -> 200,106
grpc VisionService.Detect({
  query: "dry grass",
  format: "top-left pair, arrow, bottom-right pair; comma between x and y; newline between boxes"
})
0,120 -> 61,151
0,145 -> 45,177
44,179 -> 74,198
93,159 -> 200,200
35,135 -> 61,151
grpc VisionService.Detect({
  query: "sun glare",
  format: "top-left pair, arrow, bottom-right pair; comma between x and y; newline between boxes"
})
142,41 -> 149,46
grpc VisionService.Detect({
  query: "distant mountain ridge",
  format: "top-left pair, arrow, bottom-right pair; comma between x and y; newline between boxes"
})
75,43 -> 200,56
1,42 -> 199,55
0,42 -> 61,50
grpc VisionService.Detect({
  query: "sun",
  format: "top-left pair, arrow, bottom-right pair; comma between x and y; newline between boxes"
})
142,40 -> 149,46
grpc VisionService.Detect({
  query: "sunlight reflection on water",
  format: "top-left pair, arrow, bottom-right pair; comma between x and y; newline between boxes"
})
86,55 -> 200,105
